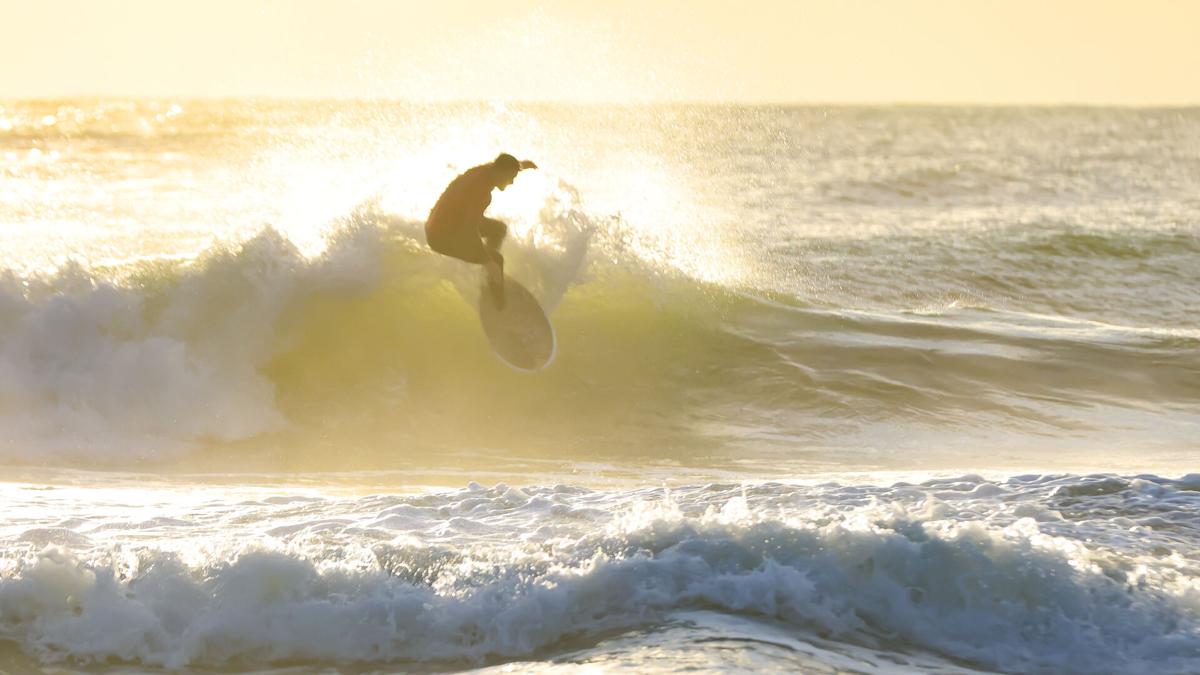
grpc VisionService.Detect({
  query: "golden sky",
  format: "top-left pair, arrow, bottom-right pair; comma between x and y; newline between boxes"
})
3,0 -> 1197,104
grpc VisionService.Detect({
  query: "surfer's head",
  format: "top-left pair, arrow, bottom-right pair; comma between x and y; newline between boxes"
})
492,153 -> 537,190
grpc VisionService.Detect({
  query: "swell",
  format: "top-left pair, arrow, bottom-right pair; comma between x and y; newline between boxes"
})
1012,227 -> 1200,259
0,203 -> 1196,467
793,224 -> 1200,331
728,299 -> 1200,423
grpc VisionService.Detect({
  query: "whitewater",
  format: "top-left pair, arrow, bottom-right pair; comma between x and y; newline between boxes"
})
0,100 -> 1197,673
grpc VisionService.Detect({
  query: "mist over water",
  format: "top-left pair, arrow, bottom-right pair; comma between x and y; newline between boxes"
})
0,100 -> 1197,672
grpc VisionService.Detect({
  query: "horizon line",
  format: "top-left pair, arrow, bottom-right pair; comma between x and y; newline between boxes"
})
3,94 -> 1198,109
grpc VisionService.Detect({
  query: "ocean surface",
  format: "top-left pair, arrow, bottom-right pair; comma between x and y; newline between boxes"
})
0,100 -> 1197,673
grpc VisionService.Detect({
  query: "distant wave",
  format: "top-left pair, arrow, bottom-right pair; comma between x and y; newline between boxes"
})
822,162 -> 1025,205
1013,228 -> 1200,259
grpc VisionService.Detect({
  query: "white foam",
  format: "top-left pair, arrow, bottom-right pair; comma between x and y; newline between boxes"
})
0,188 -> 598,463
0,233 -> 306,460
0,476 -> 1196,672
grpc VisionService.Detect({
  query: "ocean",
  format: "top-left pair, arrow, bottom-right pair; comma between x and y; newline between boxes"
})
0,100 -> 1197,673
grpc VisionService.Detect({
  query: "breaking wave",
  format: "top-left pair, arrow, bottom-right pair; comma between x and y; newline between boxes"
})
1,475 -> 1197,672
0,192 -> 1196,467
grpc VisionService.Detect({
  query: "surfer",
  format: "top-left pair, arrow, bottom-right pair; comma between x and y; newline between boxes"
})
425,153 -> 538,308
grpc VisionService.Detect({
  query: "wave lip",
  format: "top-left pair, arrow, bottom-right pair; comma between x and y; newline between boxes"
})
1,475 -> 1197,672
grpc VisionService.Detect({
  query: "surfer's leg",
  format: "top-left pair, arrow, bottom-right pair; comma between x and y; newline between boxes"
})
479,218 -> 507,252
478,218 -> 508,308
429,220 -> 506,308
483,249 -> 506,309
427,228 -> 490,265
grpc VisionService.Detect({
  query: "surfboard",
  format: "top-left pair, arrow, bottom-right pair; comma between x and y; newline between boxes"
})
478,276 -> 556,371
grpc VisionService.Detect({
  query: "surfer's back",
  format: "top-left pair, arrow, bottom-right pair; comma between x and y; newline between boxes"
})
427,164 -> 493,232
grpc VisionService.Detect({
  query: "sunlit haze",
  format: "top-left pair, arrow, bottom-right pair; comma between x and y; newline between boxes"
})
3,0 -> 1198,104
2,0 -> 1200,671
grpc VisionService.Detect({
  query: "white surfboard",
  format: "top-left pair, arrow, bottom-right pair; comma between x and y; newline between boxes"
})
478,276 -> 556,371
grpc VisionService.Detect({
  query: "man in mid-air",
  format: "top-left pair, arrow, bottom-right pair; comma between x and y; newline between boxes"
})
425,153 -> 537,308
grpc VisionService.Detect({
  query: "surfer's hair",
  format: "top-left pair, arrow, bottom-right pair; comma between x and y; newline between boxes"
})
493,153 -> 521,173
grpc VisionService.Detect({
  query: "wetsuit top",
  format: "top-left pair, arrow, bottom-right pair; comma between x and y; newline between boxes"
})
425,164 -> 493,240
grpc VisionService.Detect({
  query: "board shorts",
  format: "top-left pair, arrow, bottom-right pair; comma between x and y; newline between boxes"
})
426,217 -> 507,266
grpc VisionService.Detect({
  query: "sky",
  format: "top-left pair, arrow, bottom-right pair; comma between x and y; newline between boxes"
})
2,0 -> 1197,104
